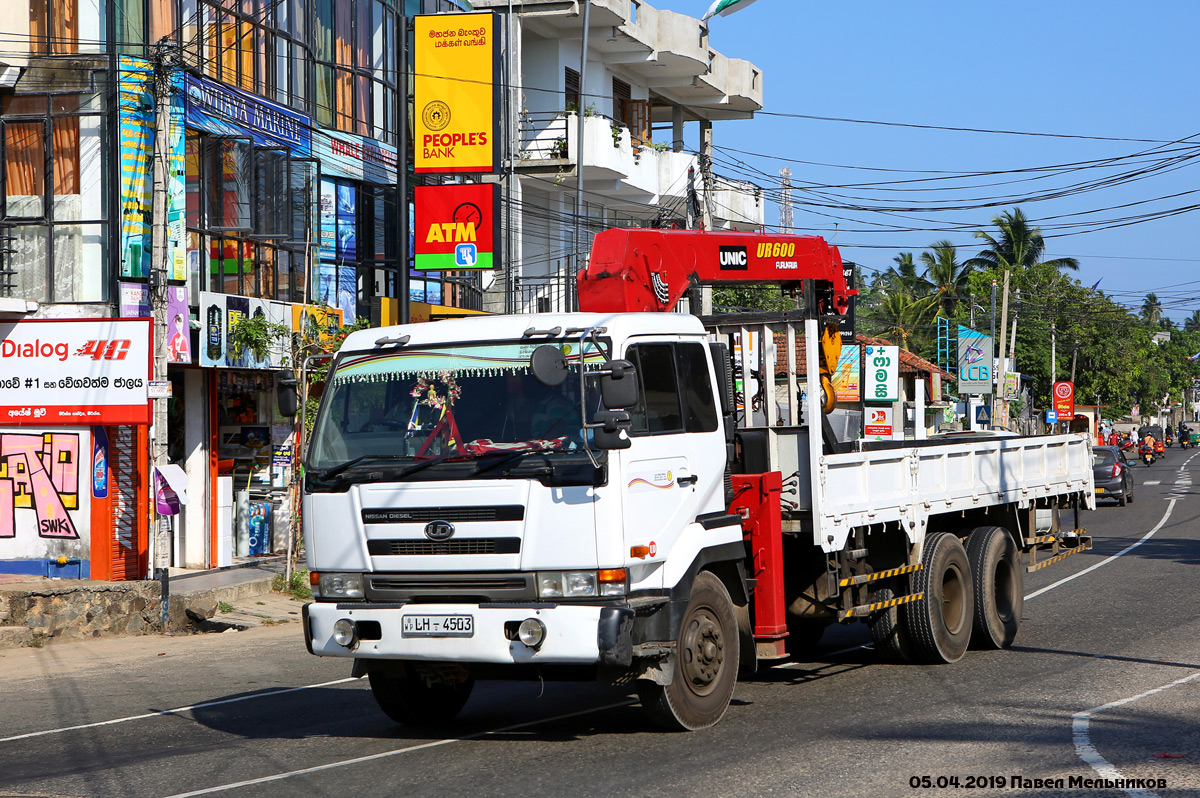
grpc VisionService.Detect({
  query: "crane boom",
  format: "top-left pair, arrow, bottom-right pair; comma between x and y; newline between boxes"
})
576,228 -> 855,315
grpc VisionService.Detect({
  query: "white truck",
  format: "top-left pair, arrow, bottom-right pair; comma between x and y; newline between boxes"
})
301,229 -> 1094,731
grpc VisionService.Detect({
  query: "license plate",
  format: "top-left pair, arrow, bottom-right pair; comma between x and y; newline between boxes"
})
1095,487 -> 1106,493
402,614 -> 474,638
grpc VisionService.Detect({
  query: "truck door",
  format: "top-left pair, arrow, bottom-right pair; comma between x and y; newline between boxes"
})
619,341 -> 726,567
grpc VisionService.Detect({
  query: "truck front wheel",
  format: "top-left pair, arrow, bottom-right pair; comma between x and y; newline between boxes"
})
637,571 -> 739,731
905,532 -> 974,664
368,664 -> 474,726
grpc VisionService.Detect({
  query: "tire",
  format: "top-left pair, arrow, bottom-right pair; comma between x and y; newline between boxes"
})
368,665 -> 474,726
868,581 -> 915,663
1118,488 -> 1128,507
905,532 -> 974,664
1127,479 -> 1135,504
638,571 -> 739,731
964,526 -> 1023,650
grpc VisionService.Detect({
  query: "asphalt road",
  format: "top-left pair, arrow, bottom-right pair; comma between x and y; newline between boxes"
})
2,452 -> 1198,798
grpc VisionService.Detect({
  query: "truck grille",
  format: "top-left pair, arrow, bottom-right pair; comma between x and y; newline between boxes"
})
366,572 -> 536,602
367,538 -> 520,556
361,506 -> 524,524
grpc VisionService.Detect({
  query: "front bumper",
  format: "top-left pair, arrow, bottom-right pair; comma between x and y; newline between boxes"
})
304,601 -> 633,666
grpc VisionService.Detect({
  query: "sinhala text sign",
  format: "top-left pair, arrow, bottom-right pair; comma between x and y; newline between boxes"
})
414,183 -> 501,271
0,319 -> 152,425
414,13 -> 500,173
863,345 -> 899,403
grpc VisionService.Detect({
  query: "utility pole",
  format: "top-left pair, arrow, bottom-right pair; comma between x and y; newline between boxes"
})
1070,340 -> 1080,384
1051,323 -> 1056,383
996,271 -> 1011,426
149,41 -> 175,610
698,120 -> 714,315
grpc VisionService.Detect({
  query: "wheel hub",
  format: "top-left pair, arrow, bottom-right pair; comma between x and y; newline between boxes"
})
681,609 -> 724,695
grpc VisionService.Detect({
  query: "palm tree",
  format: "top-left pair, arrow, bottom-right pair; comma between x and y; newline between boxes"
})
1183,310 -> 1200,332
875,292 -> 937,351
966,208 -> 1078,388
1141,293 -> 1163,326
881,252 -> 929,294
965,208 -> 1079,275
919,240 -> 971,318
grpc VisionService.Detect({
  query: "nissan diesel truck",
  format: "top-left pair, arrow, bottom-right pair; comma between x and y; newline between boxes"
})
300,229 -> 1094,731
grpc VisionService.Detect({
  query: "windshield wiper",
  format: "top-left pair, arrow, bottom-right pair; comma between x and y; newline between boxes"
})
315,454 -> 408,480
470,448 -> 555,477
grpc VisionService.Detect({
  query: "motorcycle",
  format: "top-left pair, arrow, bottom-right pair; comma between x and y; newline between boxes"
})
1139,443 -> 1156,465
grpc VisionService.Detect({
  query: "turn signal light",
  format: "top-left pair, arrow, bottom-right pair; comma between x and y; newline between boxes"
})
630,546 -> 650,559
598,568 -> 627,583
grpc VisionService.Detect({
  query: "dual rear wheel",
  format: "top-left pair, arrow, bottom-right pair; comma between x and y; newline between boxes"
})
868,526 -> 1023,664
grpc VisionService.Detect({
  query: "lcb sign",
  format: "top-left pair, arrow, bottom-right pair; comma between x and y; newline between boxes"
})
1053,381 -> 1075,419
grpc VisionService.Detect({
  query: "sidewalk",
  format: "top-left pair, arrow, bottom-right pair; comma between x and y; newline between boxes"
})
0,557 -> 309,649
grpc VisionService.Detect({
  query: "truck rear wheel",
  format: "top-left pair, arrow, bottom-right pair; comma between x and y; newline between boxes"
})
368,664 -> 474,726
965,526 -> 1023,649
868,582 -> 914,663
905,532 -> 974,664
637,571 -> 739,731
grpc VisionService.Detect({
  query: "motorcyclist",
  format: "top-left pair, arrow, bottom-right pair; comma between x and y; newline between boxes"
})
1179,421 -> 1190,448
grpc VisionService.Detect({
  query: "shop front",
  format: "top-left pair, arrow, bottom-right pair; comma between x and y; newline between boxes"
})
0,318 -> 153,580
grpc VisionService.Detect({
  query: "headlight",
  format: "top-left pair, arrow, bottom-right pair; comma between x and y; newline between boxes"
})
316,572 -> 364,599
536,569 -> 627,598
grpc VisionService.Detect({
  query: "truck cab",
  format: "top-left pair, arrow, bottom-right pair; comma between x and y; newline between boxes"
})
303,312 -> 747,730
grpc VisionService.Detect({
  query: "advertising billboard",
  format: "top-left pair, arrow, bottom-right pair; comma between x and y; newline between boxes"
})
118,56 -> 155,279
1053,381 -> 1075,419
0,319 -> 153,425
199,292 -> 291,370
957,329 -> 993,395
863,345 -> 899,403
832,345 -> 861,402
414,13 -> 500,173
414,183 -> 501,271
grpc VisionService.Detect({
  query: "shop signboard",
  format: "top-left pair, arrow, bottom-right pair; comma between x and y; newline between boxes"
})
167,71 -> 187,283
0,318 -> 152,425
184,73 -> 311,155
414,13 -> 501,173
118,56 -> 155,279
292,304 -> 344,351
316,129 -> 398,184
118,281 -> 150,318
166,286 -> 192,364
414,183 -> 501,271
863,345 -> 899,403
957,328 -> 992,395
199,292 -> 291,370
1053,381 -> 1075,419
832,345 -> 861,402
864,406 -> 894,440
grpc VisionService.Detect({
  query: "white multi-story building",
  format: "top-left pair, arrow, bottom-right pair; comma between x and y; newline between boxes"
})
474,0 -> 765,313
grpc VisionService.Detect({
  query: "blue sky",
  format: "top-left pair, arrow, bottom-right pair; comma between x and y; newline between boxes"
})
649,1 -> 1200,323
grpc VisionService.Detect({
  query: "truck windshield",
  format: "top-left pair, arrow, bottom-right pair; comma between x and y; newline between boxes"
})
308,339 -> 604,473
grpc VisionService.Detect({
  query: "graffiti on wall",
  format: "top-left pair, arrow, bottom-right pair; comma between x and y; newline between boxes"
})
0,433 -> 80,539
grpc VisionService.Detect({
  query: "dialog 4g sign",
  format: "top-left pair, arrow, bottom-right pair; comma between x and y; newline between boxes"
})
0,319 -> 152,425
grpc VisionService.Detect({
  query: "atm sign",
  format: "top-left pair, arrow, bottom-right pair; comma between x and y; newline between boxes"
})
414,183 -> 501,271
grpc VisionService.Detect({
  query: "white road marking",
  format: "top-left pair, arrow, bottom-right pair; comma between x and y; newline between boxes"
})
1025,499 -> 1176,601
0,677 -> 358,743
161,700 -> 638,798
1073,671 -> 1200,798
1143,481 -> 1161,485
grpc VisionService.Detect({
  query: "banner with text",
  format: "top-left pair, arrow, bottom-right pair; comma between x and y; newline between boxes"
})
414,13 -> 500,173
0,319 -> 152,425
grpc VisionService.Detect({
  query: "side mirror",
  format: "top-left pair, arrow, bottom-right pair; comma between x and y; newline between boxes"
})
530,345 -> 569,386
591,409 -> 632,450
600,359 -> 638,409
277,371 -> 299,418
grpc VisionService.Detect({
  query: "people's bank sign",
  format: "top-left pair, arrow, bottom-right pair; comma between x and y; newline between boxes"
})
414,13 -> 500,174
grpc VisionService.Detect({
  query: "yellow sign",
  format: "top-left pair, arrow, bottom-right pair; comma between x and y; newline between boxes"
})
414,13 -> 498,174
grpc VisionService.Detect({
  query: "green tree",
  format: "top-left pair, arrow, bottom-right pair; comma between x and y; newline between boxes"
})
1140,293 -> 1163,326
1184,310 -> 1200,332
965,208 -> 1080,275
919,240 -> 971,319
874,292 -> 936,351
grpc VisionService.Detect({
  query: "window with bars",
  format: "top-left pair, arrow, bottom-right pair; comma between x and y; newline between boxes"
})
565,67 -> 581,112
